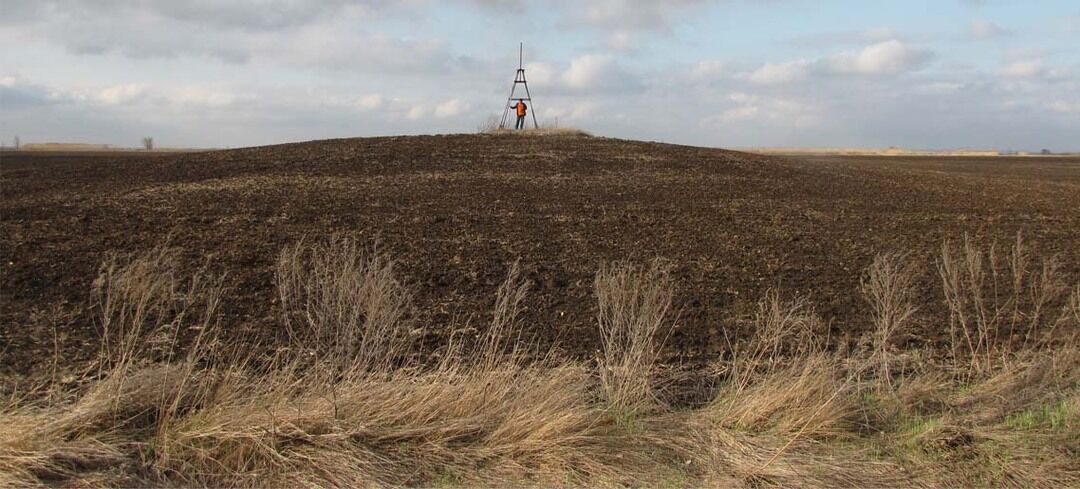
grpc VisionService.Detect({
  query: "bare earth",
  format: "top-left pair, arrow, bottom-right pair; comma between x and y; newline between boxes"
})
2,135 -> 1079,376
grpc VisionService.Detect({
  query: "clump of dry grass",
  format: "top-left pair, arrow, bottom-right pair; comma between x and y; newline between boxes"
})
275,235 -> 415,375
704,292 -> 867,486
694,292 -> 880,487
594,260 -> 676,414
485,127 -> 592,137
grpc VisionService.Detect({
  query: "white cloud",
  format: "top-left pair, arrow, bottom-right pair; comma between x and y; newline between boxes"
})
95,84 -> 147,105
0,75 -> 70,108
712,92 -> 821,128
914,82 -> 965,94
738,40 -> 932,85
12,1 -> 376,31
691,60 -> 726,79
748,60 -> 810,85
790,26 -> 903,46
1001,60 -> 1044,78
608,30 -> 634,51
434,98 -> 471,118
719,105 -> 760,122
555,54 -> 639,92
166,86 -> 248,109
1003,47 -> 1044,63
969,19 -> 1010,39
540,101 -> 598,122
826,40 -> 932,75
356,94 -> 384,110
562,54 -> 614,90
1045,100 -> 1080,114
406,106 -> 425,121
524,62 -> 557,85
1062,15 -> 1080,33
578,0 -> 707,31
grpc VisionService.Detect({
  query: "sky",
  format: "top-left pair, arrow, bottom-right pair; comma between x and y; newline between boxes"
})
1,0 -> 1078,151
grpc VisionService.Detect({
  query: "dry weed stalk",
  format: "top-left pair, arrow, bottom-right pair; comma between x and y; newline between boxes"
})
92,246 -> 180,371
594,260 -> 676,414
726,291 -> 820,396
275,235 -> 415,376
938,233 -> 1069,375
860,251 -> 919,389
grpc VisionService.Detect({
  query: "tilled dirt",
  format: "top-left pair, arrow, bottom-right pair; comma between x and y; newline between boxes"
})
2,135 -> 1079,376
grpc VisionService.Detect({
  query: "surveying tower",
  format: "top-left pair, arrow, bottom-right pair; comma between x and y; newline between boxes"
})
499,42 -> 539,130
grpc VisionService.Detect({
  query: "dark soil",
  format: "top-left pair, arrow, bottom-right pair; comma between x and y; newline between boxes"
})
3,136 -> 1079,377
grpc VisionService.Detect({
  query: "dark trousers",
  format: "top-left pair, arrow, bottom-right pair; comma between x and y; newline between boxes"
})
515,115 -> 526,130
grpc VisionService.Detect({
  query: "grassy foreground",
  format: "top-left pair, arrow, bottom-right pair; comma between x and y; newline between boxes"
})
2,235 -> 1077,487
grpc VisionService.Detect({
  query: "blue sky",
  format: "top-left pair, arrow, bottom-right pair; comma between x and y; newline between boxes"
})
2,0 -> 1078,150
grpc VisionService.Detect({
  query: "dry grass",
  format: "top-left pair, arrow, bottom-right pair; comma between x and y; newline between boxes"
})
485,127 -> 592,137
2,234 -> 1078,487
939,233 -> 1071,375
275,235 -> 416,375
860,251 -> 920,389
594,260 -> 676,415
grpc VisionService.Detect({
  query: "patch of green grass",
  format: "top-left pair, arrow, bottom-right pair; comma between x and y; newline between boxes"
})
896,414 -> 944,438
1003,399 -> 1078,431
428,470 -> 465,488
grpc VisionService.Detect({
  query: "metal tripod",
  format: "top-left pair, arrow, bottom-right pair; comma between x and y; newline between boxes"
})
499,42 -> 539,130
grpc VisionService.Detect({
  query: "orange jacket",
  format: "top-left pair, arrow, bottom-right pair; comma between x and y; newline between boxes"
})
515,101 -> 527,117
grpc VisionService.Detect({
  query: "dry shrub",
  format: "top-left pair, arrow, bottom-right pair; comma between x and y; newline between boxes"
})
1050,285 -> 1080,345
725,291 -> 821,391
710,354 -> 853,440
594,260 -> 676,414
476,114 -> 501,133
276,236 -> 415,375
938,233 -> 1070,374
710,292 -> 854,441
860,251 -> 920,389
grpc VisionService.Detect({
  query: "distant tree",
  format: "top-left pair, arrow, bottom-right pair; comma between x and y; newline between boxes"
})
1041,149 -> 1052,155
14,136 -> 20,150
142,137 -> 154,151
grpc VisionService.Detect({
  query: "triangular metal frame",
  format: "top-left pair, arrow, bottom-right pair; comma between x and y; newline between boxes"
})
499,42 -> 539,130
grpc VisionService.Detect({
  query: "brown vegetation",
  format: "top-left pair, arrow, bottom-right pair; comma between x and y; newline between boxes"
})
2,234 -> 1077,487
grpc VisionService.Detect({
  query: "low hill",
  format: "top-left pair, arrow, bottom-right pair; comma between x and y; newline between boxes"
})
2,133 -> 1079,374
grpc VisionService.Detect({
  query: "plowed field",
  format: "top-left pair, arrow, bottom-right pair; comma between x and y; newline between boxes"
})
3,135 -> 1079,376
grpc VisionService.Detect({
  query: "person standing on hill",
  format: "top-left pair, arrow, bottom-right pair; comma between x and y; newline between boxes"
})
514,100 -> 527,130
